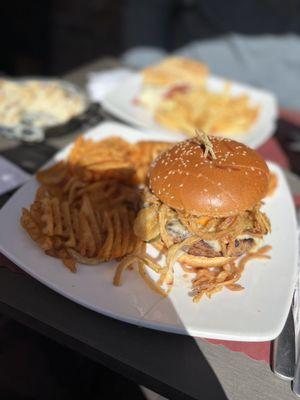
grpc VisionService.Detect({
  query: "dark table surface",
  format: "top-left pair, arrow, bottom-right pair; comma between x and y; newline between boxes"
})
0,58 -> 299,400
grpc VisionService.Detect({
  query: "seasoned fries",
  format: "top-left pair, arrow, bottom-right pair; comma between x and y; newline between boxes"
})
155,85 -> 259,136
21,135 -> 172,271
21,178 -> 141,271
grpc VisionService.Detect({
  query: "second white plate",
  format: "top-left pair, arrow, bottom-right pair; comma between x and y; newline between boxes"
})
102,73 -> 278,149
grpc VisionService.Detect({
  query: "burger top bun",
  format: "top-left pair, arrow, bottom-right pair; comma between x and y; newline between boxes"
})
149,135 -> 269,217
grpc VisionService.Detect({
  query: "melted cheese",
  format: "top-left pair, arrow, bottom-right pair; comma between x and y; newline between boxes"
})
236,234 -> 263,252
204,240 -> 221,252
166,219 -> 191,240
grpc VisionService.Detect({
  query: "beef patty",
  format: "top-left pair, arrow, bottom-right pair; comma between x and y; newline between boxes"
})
187,238 -> 255,258
166,218 -> 255,258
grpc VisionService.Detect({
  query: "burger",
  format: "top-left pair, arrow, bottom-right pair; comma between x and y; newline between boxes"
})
137,57 -> 208,110
134,134 -> 271,273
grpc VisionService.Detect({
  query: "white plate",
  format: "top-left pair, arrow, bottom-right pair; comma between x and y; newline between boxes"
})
0,121 -> 297,341
102,74 -> 278,149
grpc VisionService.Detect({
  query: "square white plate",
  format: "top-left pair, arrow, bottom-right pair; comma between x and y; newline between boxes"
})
102,74 -> 278,149
0,121 -> 297,341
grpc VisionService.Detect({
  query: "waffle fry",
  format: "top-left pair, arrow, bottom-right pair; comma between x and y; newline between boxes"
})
21,135 -> 171,271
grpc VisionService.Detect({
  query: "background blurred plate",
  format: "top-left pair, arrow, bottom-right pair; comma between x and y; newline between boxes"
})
102,74 -> 278,149
0,121 -> 297,341
0,78 -> 91,142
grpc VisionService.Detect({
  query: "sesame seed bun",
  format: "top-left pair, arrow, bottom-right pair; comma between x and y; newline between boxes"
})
149,137 -> 269,217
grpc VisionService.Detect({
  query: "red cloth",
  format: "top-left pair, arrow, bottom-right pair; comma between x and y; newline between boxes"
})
280,109 -> 300,126
294,195 -> 300,206
206,339 -> 271,362
258,137 -> 289,168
